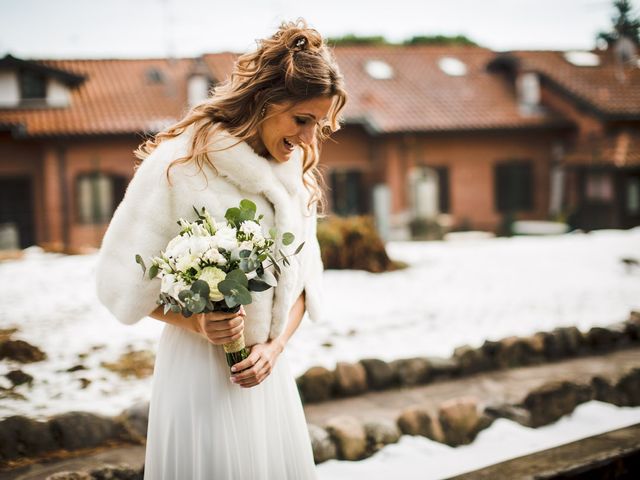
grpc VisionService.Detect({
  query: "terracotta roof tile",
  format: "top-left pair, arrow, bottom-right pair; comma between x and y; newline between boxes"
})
507,50 -> 640,118
0,57 -> 193,137
331,44 -> 570,133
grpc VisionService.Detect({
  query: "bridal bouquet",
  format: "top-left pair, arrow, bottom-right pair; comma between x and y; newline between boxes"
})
135,199 -> 304,368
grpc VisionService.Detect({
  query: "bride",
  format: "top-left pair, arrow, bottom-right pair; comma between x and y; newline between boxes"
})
95,18 -> 347,479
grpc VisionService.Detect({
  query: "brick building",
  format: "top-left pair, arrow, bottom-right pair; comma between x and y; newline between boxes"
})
0,44 -> 638,250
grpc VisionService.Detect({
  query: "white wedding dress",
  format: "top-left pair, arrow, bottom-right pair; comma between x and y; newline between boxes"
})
143,322 -> 318,479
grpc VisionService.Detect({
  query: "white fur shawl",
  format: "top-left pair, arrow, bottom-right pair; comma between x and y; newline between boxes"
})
95,124 -> 324,344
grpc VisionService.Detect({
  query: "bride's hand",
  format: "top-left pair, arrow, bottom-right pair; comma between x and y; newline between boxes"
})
194,306 -> 245,345
230,338 -> 285,388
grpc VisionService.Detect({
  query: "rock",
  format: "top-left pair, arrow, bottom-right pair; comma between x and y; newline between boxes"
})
484,402 -> 531,426
533,331 -> 560,360
585,326 -> 623,352
390,357 -> 431,386
0,339 -> 46,363
615,367 -> 640,406
438,396 -> 484,446
89,463 -> 142,479
0,415 -> 57,460
396,405 -> 444,442
523,381 -> 593,427
325,415 -> 367,461
79,378 -> 92,389
101,350 -> 155,379
603,322 -> 632,347
519,334 -> 546,364
0,327 -> 18,341
117,401 -> 149,443
67,364 -> 87,372
453,345 -> 492,375
334,362 -> 368,396
364,419 -> 400,454
307,424 -> 337,464
494,336 -> 532,368
49,412 -> 126,451
623,315 -> 640,341
552,326 -> 586,357
6,369 -> 33,387
424,356 -> 460,380
591,376 -> 627,406
45,472 -> 92,480
359,358 -> 397,389
297,366 -> 335,403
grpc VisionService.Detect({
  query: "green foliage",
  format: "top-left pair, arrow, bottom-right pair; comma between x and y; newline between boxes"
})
597,0 -> 640,47
316,215 -> 400,273
403,34 -> 478,46
327,34 -> 390,46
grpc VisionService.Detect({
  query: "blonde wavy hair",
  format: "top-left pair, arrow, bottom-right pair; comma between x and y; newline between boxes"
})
134,18 -> 347,216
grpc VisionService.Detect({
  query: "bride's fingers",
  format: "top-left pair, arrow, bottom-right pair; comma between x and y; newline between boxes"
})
233,357 -> 268,385
238,363 -> 271,388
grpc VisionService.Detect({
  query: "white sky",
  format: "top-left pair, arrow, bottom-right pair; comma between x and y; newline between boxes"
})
0,0 -> 638,59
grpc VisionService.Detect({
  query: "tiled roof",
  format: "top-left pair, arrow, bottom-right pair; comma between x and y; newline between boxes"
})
1,45 -> 637,138
565,129 -> 640,167
331,44 -> 570,133
0,57 -> 194,137
505,50 -> 640,118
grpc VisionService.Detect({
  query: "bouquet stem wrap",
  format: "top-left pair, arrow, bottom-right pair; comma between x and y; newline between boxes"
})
219,304 -> 250,368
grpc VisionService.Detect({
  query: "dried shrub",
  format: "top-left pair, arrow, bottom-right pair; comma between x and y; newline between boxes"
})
317,216 -> 402,272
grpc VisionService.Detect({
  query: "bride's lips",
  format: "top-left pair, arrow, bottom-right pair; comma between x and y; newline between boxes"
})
282,138 -> 295,153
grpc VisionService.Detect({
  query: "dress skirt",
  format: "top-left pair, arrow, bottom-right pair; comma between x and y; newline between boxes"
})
143,324 -> 318,479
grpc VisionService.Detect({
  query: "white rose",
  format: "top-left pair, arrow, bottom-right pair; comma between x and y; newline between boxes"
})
197,266 -> 226,301
203,247 -> 227,265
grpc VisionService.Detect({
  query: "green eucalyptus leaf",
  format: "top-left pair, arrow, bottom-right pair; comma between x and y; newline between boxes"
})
239,249 -> 251,258
225,207 -> 241,226
170,304 -> 181,314
240,199 -> 257,213
269,227 -> 277,239
135,255 -> 146,275
191,279 -> 210,298
178,289 -> 193,303
294,241 -> 305,255
226,268 -> 248,287
148,263 -> 159,280
282,232 -> 294,246
248,278 -> 271,292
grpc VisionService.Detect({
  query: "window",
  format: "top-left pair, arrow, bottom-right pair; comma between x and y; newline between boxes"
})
585,171 -> 614,202
330,169 -> 364,216
76,172 -> 127,224
409,165 -> 450,216
626,177 -> 640,214
494,161 -> 533,212
19,69 -> 47,100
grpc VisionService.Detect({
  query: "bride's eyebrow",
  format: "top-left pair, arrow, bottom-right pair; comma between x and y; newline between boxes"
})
297,112 -> 328,123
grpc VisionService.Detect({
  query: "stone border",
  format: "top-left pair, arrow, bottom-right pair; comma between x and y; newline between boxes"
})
295,310 -> 640,404
307,365 -> 640,463
9,365 -> 639,476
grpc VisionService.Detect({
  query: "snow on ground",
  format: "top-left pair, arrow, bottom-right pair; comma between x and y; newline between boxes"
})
317,400 -> 640,479
0,228 -> 639,420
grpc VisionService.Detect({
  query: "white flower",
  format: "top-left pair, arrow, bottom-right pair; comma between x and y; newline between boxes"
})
191,223 -> 209,237
175,252 -> 201,273
212,225 -> 238,251
238,240 -> 254,252
203,247 -> 227,265
197,266 -> 226,301
161,274 -> 189,302
240,220 -> 262,237
165,234 -> 190,259
186,235 -> 210,258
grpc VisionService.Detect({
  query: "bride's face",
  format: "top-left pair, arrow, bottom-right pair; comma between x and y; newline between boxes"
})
253,96 -> 333,163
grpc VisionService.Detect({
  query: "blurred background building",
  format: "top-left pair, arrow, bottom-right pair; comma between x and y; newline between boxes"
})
0,13 -> 639,251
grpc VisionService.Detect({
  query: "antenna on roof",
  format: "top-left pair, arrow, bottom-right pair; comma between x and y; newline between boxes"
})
613,35 -> 638,82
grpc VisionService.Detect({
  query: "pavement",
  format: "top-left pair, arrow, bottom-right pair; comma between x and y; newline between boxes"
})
2,347 -> 640,480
